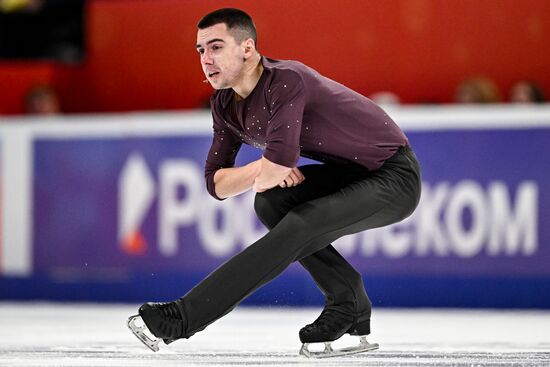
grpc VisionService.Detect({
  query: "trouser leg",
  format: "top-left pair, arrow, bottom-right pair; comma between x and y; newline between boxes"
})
253,164 -> 371,315
300,246 -> 371,314
179,148 -> 421,338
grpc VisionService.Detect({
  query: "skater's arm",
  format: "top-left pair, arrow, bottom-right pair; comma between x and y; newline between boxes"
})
213,159 -> 262,199
252,156 -> 293,193
259,72 -> 304,189
214,157 -> 303,198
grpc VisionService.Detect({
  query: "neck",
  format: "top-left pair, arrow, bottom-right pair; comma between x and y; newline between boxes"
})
233,53 -> 263,100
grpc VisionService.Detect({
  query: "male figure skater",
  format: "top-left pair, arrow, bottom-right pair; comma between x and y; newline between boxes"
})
128,8 -> 421,357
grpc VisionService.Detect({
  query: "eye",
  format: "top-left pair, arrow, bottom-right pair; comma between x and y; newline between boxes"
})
197,48 -> 204,55
212,45 -> 222,51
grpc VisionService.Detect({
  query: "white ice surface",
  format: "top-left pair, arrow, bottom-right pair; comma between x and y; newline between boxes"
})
1,303 -> 549,366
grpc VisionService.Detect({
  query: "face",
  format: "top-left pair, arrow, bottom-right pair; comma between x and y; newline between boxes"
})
27,91 -> 60,114
510,82 -> 534,103
196,23 -> 249,90
455,85 -> 479,104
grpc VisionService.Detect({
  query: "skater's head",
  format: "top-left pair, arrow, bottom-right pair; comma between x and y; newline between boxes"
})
198,8 -> 257,46
196,8 -> 260,90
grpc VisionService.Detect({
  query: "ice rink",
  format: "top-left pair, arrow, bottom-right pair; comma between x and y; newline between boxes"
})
1,303 -> 549,366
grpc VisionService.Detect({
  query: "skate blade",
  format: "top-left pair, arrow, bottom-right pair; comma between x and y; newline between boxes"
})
127,314 -> 161,352
299,335 -> 379,358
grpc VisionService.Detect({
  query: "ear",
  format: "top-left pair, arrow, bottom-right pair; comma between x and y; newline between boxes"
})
243,38 -> 256,60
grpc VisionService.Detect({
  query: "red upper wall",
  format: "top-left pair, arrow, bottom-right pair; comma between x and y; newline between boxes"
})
1,0 -> 549,114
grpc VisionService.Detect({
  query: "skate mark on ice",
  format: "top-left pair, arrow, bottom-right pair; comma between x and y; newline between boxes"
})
2,347 -> 550,366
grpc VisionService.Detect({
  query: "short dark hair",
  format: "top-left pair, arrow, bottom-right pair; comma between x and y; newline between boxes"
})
526,82 -> 545,103
197,8 -> 257,46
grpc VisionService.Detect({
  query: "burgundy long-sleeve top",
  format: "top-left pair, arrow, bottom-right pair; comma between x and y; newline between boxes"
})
204,57 -> 409,200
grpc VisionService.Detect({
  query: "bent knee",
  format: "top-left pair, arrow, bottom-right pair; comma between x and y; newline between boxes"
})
253,191 -> 274,218
253,190 -> 289,226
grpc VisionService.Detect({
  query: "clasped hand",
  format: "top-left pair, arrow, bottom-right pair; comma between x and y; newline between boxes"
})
252,157 -> 305,193
278,167 -> 305,188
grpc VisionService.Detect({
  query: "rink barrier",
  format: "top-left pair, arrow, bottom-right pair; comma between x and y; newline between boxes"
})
1,106 -> 550,308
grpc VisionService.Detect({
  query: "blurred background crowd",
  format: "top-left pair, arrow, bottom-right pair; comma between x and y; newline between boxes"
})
0,0 -> 548,116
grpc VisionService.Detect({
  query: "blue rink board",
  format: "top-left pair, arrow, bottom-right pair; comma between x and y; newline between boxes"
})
1,127 -> 550,308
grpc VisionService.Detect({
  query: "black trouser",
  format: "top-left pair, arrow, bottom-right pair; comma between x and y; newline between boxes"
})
179,147 -> 421,338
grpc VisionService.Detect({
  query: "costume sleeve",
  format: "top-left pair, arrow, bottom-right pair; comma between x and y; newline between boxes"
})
204,100 -> 242,200
263,71 -> 305,168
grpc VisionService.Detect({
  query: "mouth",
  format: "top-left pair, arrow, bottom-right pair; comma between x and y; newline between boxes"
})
207,71 -> 220,78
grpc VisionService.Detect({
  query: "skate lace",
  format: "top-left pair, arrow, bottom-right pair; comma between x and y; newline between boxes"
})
158,302 -> 182,321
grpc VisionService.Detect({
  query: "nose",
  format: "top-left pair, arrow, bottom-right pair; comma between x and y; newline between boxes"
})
201,50 -> 213,65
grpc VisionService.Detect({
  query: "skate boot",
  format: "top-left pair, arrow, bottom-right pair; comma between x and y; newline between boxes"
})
299,309 -> 378,358
127,301 -> 187,352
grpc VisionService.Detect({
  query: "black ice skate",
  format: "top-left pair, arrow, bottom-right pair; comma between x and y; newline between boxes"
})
298,309 -> 378,358
127,301 -> 186,352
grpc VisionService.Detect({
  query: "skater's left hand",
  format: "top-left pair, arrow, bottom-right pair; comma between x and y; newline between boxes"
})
278,167 -> 305,188
253,157 -> 293,192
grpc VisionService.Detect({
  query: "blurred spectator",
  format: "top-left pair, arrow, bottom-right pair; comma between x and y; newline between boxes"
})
369,91 -> 401,106
24,85 -> 60,115
509,81 -> 545,103
454,77 -> 502,104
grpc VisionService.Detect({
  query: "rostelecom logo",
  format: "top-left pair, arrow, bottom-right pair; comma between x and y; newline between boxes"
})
118,153 -> 156,255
